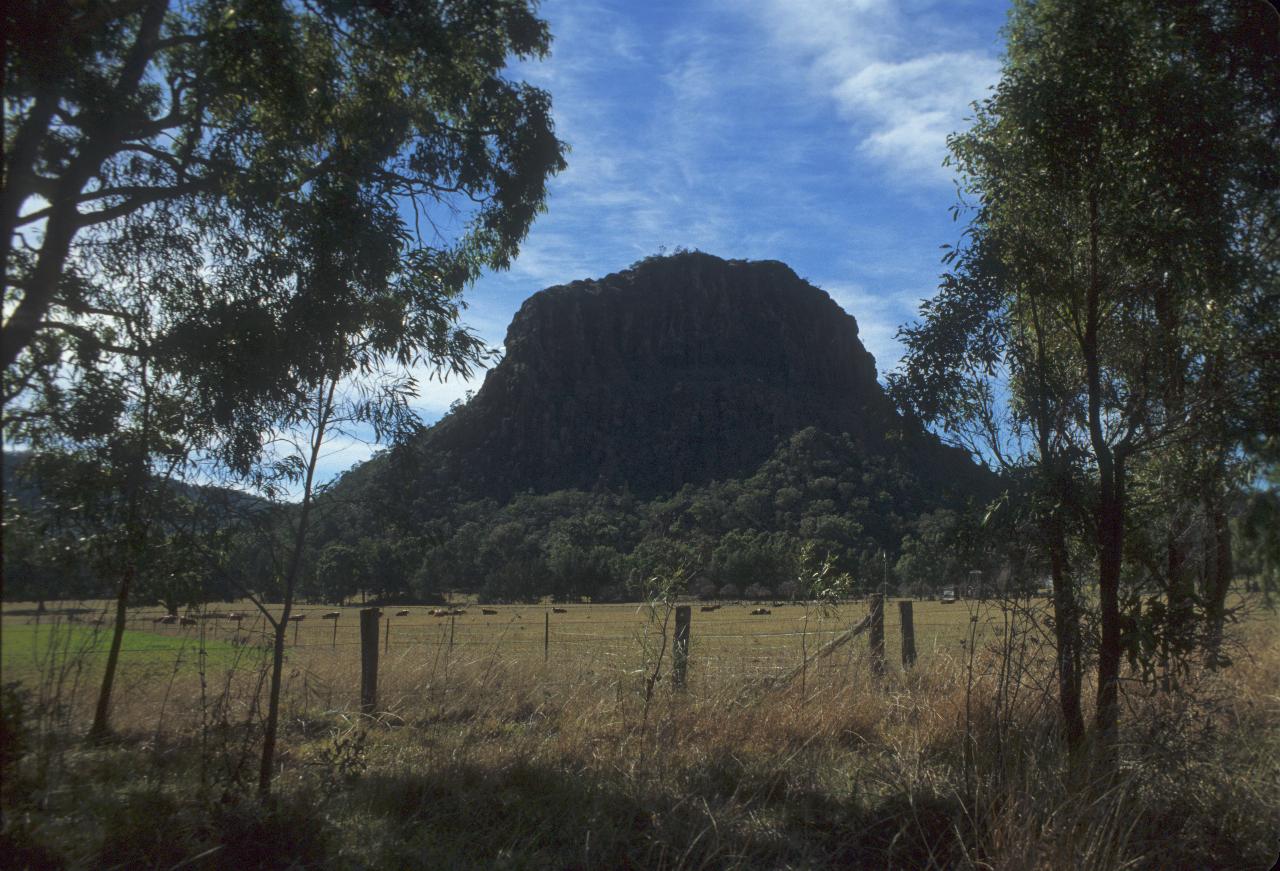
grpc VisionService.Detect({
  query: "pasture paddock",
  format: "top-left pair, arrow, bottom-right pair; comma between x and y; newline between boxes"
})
0,597 -> 1021,719
2,595 -> 1275,869
0,595 -> 1025,747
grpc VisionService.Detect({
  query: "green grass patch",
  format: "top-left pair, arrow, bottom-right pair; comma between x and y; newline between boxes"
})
1,622 -> 256,680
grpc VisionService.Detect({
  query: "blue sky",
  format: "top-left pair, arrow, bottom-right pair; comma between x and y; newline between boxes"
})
318,0 -> 1011,482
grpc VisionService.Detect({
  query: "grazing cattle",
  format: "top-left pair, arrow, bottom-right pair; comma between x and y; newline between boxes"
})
179,616 -> 198,627
287,614 -> 306,623
772,602 -> 785,608
155,614 -> 178,625
322,611 -> 341,620
449,608 -> 467,616
481,608 -> 498,615
396,609 -> 411,617
750,608 -> 771,616
552,607 -> 568,614
430,609 -> 450,617
700,605 -> 719,612
226,612 -> 245,623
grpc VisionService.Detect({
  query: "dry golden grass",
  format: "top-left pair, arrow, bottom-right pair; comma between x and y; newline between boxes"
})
2,596 -> 1277,869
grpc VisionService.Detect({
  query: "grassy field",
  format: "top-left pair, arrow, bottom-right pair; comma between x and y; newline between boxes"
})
1,596 -> 1019,718
2,595 -> 1277,869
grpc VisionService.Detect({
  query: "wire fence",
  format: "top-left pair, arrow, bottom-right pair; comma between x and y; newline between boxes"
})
4,597 -> 1054,725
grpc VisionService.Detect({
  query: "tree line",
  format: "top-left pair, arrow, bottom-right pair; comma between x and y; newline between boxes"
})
4,426 -> 991,605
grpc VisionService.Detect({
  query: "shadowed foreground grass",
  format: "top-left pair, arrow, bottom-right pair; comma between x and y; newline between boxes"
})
1,615 -> 1277,870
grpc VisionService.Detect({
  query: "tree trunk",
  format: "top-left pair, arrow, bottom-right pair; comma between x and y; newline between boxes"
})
0,90 -> 57,293
1027,291 -> 1085,751
257,375 -> 334,800
1203,484 -> 1234,667
87,563 -> 135,742
1045,512 -> 1085,749
86,361 -> 155,742
1083,189 -> 1126,770
1162,524 -> 1195,690
1,0 -> 168,371
2,199 -> 79,370
1094,455 -> 1125,760
257,619 -> 289,796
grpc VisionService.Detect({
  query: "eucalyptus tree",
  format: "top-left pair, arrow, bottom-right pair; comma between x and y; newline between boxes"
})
8,223 -> 217,740
893,0 -> 1278,761
242,354 -> 428,798
4,0 -> 566,742
4,0 -> 564,376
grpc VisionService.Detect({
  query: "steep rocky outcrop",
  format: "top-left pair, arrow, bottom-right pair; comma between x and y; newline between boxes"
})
383,251 -> 985,502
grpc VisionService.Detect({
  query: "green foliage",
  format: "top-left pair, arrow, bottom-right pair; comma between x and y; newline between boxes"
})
289,427 -> 983,603
892,0 -> 1278,746
4,0 -> 569,599
895,510 -> 964,597
709,530 -> 797,596
4,0 -> 567,414
313,543 -> 364,606
794,542 -> 852,609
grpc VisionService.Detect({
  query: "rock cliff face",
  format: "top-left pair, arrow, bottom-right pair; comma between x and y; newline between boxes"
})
406,252 -> 981,501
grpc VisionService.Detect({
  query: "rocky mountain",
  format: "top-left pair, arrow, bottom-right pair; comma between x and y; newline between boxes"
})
366,251 -> 987,505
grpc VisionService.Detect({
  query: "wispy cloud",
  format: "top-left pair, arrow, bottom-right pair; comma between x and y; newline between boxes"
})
749,0 -> 1000,185
837,52 -> 998,179
497,1 -> 789,291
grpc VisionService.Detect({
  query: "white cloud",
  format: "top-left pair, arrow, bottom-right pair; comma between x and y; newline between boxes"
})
750,0 -> 999,185
835,51 -> 998,178
408,363 -> 485,421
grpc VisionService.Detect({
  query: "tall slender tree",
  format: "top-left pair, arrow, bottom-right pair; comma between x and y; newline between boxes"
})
893,0 -> 1279,764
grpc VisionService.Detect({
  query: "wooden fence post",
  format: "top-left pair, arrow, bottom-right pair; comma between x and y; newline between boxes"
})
544,611 -> 550,663
331,617 -> 337,650
360,608 -> 379,715
899,600 -> 916,668
869,594 -> 885,675
449,614 -> 455,653
673,605 -> 691,689
384,616 -> 390,654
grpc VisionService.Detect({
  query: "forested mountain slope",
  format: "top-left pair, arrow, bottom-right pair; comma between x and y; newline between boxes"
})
313,252 -> 996,601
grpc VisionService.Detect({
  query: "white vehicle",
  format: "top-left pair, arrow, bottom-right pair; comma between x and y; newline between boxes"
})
940,589 -> 957,604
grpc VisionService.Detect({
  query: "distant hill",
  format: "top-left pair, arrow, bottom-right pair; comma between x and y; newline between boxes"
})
313,253 -> 996,601
2,450 -> 270,602
2,450 -> 268,515
353,251 -> 988,504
